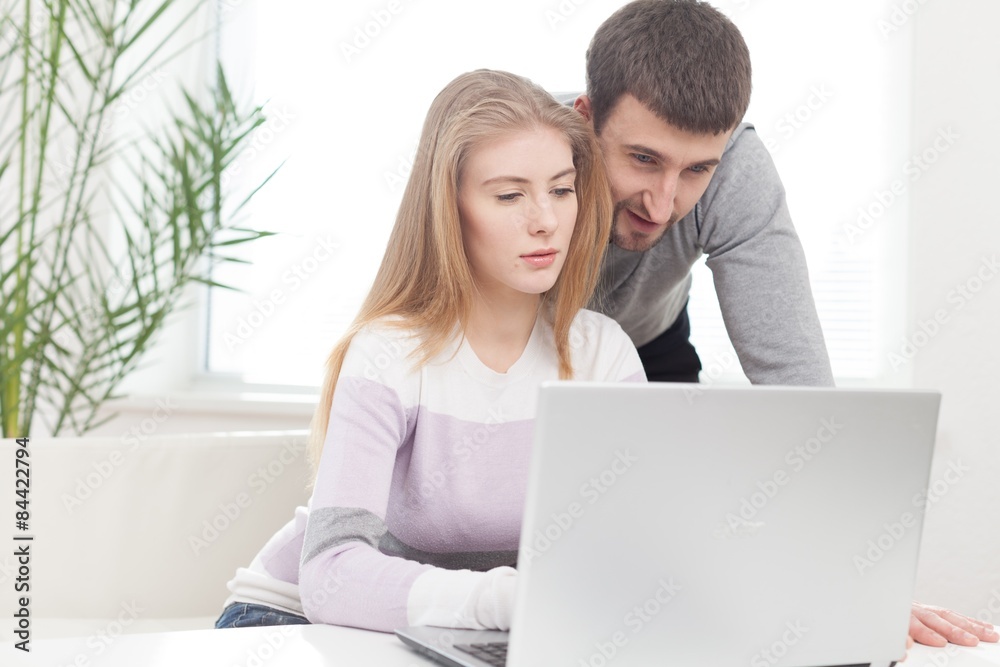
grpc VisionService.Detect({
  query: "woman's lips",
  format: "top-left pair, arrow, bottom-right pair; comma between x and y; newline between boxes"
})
521,250 -> 557,268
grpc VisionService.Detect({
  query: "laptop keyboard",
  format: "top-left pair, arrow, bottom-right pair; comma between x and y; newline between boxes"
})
451,641 -> 890,667
455,641 -> 507,666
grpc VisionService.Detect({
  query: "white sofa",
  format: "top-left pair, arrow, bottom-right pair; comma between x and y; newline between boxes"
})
0,431 -> 310,641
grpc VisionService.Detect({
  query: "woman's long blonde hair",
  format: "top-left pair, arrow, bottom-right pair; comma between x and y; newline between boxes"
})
307,69 -> 613,469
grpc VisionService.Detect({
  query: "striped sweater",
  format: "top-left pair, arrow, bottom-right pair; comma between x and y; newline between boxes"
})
223,309 -> 646,632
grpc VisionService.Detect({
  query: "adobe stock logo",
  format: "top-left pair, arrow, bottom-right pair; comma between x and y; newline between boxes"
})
854,459 -> 970,575
520,449 -> 638,564
545,0 -> 590,30
751,620 -> 810,667
339,1 -> 409,63
578,578 -> 682,667
888,255 -> 999,372
877,0 -> 930,38
224,235 -> 339,351
714,417 -> 844,539
762,85 -> 835,155
843,126 -> 959,244
852,513 -> 918,575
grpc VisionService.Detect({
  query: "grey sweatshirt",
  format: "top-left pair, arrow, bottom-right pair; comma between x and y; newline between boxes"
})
591,123 -> 835,387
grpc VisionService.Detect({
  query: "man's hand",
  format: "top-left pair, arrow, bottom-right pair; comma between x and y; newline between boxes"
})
909,602 -> 1000,647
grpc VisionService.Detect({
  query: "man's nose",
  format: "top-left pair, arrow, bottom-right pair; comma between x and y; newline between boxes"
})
643,171 -> 678,224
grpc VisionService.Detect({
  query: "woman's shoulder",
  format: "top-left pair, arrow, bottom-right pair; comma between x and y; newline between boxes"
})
353,316 -> 422,349
566,309 -> 645,383
340,317 -> 426,384
568,308 -> 632,343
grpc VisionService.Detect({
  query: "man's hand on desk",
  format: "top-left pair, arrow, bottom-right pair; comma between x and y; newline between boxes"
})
909,602 -> 999,647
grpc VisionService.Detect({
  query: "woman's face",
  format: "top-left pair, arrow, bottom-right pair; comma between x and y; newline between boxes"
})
458,127 -> 578,303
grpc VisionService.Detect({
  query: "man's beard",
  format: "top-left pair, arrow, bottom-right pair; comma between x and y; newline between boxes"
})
609,197 -> 680,252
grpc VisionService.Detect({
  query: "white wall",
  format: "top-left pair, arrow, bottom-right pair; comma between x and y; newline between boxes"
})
909,0 -> 1000,621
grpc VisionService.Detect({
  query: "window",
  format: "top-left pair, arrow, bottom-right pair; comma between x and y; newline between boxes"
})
206,0 -> 912,389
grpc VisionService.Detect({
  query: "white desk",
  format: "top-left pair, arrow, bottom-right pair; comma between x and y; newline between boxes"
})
3,624 -> 999,667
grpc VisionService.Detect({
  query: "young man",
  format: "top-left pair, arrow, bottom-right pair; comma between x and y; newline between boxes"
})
575,0 -> 998,649
577,0 -> 833,386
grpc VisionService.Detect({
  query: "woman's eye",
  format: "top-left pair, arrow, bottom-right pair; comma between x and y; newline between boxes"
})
497,193 -> 521,202
552,188 -> 575,197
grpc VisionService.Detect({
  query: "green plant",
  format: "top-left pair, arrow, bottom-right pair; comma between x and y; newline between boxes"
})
0,0 -> 276,436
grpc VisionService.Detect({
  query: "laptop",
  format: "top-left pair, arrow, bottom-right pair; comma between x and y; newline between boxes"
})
397,383 -> 941,667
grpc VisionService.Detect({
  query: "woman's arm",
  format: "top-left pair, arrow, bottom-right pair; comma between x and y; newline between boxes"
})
298,329 -> 516,633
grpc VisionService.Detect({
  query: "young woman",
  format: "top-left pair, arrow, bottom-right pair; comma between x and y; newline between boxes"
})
215,69 -> 645,632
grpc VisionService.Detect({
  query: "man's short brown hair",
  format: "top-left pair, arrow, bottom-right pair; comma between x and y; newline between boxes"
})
586,0 -> 752,135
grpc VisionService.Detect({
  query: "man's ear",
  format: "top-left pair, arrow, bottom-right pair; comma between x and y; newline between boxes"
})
573,94 -> 593,122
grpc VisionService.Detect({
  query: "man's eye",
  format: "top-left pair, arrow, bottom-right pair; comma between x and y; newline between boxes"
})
689,165 -> 709,174
632,153 -> 654,164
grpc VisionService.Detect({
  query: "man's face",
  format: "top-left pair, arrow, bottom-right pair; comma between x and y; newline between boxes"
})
581,94 -> 733,252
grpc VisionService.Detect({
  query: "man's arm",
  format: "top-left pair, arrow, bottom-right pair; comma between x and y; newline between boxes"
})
697,124 -> 834,386
697,130 -> 1000,649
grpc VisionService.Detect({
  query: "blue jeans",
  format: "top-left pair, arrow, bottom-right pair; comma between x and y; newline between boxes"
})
215,602 -> 311,629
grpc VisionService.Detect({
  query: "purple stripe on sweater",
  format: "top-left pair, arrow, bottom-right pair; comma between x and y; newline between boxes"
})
382,405 -> 534,553
312,379 -> 535,553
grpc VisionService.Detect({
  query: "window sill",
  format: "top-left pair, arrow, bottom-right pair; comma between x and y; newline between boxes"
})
102,389 -> 317,418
